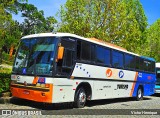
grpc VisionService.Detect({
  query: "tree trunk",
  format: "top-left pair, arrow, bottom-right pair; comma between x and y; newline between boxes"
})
9,46 -> 14,60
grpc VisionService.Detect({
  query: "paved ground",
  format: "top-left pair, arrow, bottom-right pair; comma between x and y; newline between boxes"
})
0,94 -> 160,117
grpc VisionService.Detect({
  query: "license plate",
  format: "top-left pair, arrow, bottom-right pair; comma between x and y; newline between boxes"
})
23,90 -> 30,95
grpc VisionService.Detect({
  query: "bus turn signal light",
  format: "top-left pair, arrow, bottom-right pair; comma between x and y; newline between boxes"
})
40,84 -> 45,88
36,83 -> 51,88
45,84 -> 50,88
36,83 -> 41,87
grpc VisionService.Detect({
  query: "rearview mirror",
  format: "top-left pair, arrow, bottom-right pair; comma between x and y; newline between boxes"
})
57,46 -> 64,60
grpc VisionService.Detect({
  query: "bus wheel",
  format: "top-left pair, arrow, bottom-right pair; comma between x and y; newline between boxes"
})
74,87 -> 86,108
136,87 -> 143,101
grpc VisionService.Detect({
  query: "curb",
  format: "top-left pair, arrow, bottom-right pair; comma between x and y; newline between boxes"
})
0,97 -> 12,104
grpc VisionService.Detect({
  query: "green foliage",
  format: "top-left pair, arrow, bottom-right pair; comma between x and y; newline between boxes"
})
0,67 -> 11,93
0,0 -> 15,48
144,19 -> 160,62
0,0 -> 159,64
1,53 -> 14,65
0,74 -> 11,93
0,72 -> 11,78
18,3 -> 57,35
0,0 -> 57,64
58,0 -> 147,54
45,16 -> 58,32
0,0 -> 22,54
120,0 -> 147,54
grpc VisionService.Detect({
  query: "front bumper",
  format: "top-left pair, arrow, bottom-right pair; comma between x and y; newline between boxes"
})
10,84 -> 53,103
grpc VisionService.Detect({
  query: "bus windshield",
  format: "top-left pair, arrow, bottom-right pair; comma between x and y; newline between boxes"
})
12,37 -> 58,76
156,68 -> 160,85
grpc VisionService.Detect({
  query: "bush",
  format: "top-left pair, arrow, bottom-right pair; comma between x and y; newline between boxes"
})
0,73 -> 11,93
1,52 -> 14,65
0,66 -> 12,93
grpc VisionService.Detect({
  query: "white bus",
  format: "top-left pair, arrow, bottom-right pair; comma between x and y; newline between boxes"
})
155,63 -> 160,93
10,32 -> 156,108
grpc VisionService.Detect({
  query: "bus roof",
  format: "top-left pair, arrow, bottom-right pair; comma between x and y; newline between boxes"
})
88,38 -> 127,51
22,32 -> 140,56
141,56 -> 156,62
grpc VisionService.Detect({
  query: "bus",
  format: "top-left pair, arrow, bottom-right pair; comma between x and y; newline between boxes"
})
10,32 -> 156,108
155,63 -> 160,93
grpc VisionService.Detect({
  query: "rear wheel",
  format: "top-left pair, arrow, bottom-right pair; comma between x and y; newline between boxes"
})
136,87 -> 143,101
74,87 -> 86,108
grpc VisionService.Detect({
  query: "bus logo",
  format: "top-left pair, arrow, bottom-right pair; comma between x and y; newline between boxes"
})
119,70 -> 124,78
117,84 -> 128,90
106,69 -> 112,77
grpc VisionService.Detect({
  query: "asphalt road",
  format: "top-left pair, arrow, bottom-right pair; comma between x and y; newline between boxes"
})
0,94 -> 160,117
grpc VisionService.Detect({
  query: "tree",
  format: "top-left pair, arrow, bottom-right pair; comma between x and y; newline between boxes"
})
58,0 -> 127,40
44,16 -> 58,32
18,3 -> 57,35
58,0 -> 147,53
19,3 -> 45,35
144,19 -> 160,62
120,0 -> 147,54
0,0 -> 28,61
0,0 -> 15,48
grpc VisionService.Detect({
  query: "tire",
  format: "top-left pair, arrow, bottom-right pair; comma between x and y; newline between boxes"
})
136,87 -> 143,101
74,87 -> 86,108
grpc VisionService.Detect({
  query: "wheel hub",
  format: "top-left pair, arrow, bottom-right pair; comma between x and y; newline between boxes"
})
138,89 -> 142,98
79,92 -> 86,103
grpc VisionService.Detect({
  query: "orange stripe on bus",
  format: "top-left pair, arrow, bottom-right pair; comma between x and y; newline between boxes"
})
32,76 -> 39,84
130,72 -> 138,97
88,38 -> 127,51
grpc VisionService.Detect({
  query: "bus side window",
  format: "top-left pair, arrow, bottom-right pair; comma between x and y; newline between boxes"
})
62,49 -> 74,67
152,61 -> 155,72
95,46 -> 105,64
81,42 -> 91,61
77,40 -> 95,63
77,40 -> 81,60
125,54 -> 135,70
57,38 -> 76,76
112,50 -> 124,68
95,46 -> 110,66
143,60 -> 153,72
135,57 -> 140,70
139,58 -> 144,71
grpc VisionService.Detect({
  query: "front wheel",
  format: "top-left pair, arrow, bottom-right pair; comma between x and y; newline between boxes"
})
136,87 -> 143,101
74,87 -> 86,108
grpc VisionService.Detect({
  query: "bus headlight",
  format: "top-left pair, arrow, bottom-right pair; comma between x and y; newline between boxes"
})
40,84 -> 45,88
36,83 -> 41,87
45,84 -> 50,88
36,83 -> 51,88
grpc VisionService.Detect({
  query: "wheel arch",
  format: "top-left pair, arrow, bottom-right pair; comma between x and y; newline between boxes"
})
138,84 -> 144,93
75,82 -> 92,100
136,84 -> 144,101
